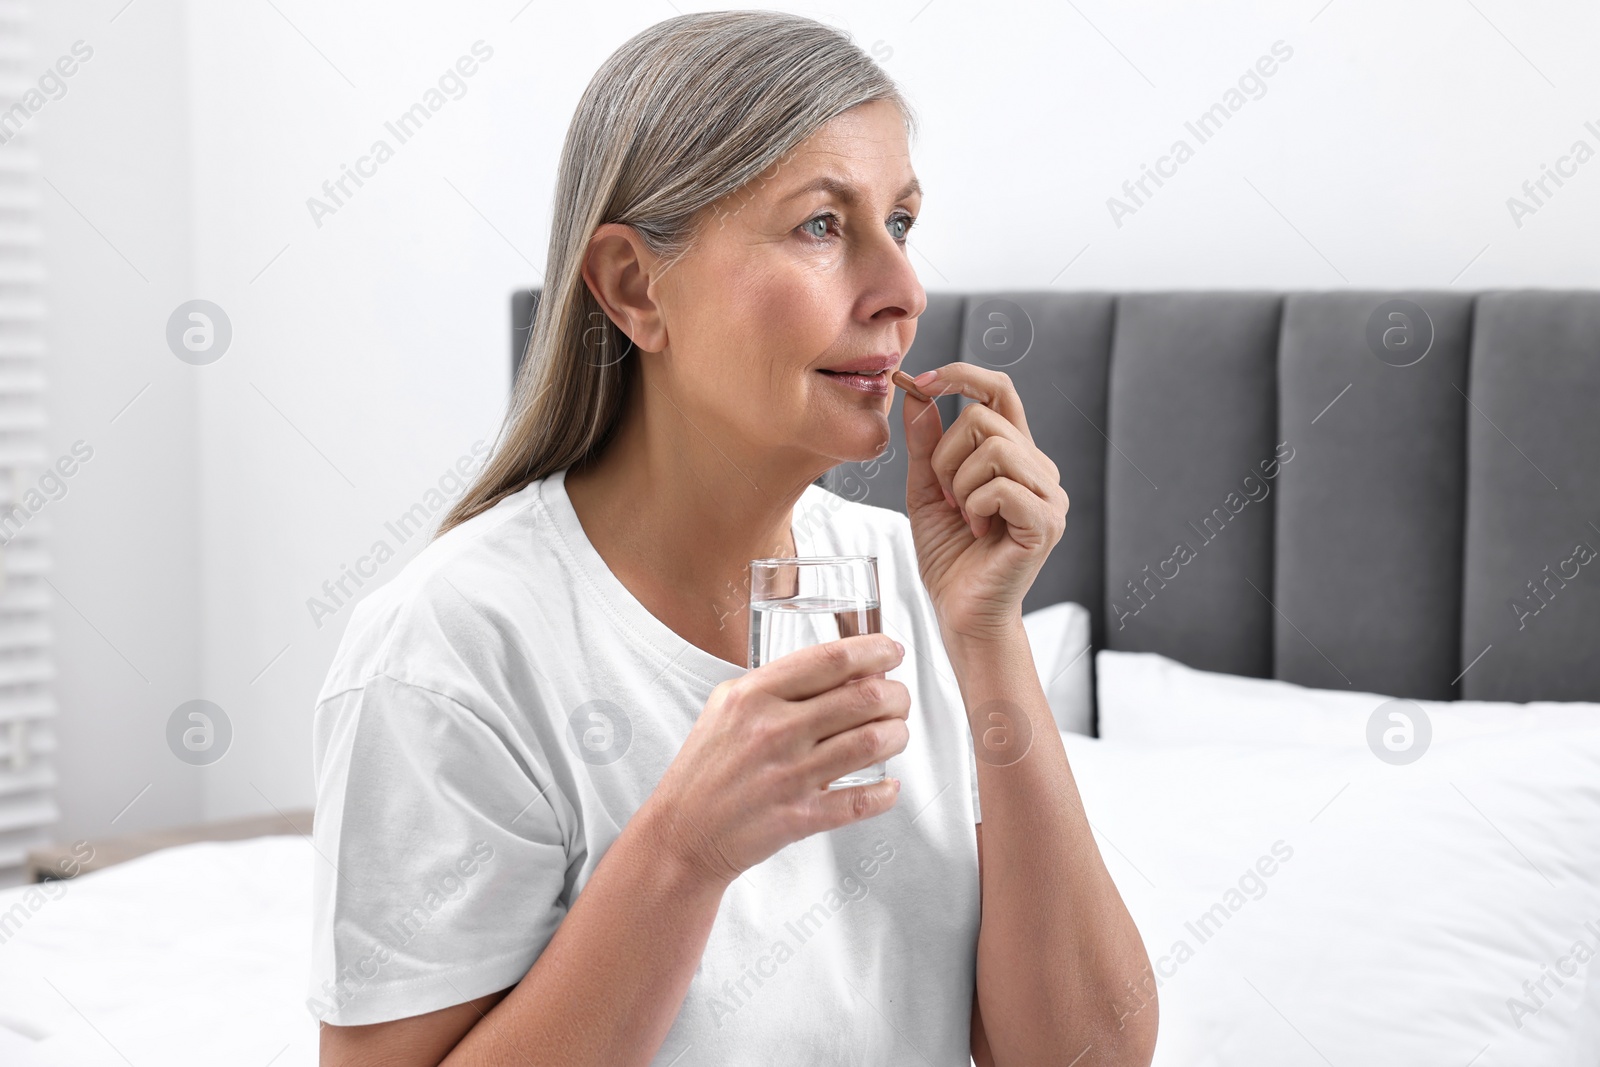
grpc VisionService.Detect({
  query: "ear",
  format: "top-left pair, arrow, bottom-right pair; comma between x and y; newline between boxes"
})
581,223 -> 667,354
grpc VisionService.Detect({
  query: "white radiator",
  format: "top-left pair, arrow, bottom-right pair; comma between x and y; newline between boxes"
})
0,0 -> 57,888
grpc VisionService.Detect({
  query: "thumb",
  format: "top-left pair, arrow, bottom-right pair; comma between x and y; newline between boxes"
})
901,387 -> 946,511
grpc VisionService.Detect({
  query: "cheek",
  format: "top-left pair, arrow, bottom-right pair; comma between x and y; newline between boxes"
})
685,243 -> 852,410
664,275 -> 769,382
689,272 -> 894,455
742,273 -> 846,379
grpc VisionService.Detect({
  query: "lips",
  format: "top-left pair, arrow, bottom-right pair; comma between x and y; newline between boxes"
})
818,354 -> 900,375
816,368 -> 891,396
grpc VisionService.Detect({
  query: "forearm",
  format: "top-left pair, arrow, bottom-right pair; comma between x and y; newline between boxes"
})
444,794 -> 730,1066
947,621 -> 1157,1067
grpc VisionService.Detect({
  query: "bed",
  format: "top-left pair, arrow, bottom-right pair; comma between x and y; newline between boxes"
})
8,710 -> 1599,1065
9,288 -> 1595,1064
0,835 -> 318,1065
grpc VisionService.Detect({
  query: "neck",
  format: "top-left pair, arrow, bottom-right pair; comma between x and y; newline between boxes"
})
563,370 -> 830,640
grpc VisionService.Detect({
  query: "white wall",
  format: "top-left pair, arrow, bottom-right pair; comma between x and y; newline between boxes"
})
37,0 -> 202,845
40,0 -> 1599,837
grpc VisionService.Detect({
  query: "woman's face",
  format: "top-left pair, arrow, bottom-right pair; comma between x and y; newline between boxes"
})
651,98 -> 926,472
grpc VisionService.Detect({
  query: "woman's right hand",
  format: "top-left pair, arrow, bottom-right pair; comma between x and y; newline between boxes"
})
646,632 -> 911,886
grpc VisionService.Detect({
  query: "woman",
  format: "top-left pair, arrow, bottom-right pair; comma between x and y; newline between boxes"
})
311,11 -> 1156,1066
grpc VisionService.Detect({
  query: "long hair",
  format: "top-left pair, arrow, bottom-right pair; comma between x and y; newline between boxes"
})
434,10 -> 916,538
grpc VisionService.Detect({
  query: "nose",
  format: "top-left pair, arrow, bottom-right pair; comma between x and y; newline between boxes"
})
862,223 -> 926,327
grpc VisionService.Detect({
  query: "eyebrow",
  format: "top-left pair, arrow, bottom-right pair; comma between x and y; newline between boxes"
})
778,175 -> 922,206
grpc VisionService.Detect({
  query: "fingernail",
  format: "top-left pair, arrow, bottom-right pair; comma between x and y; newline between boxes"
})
891,369 -> 934,403
942,486 -> 957,510
913,369 -> 939,386
893,639 -> 905,656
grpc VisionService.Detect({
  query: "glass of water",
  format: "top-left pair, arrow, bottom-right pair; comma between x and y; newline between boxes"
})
748,555 -> 886,790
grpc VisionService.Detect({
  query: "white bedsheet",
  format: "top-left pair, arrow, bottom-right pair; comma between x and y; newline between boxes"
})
8,721 -> 1597,1066
0,835 -> 317,1066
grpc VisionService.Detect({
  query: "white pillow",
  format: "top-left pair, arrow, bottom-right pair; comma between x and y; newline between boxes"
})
1062,727 -> 1600,1066
1020,601 -> 1092,735
1096,649 -> 1600,753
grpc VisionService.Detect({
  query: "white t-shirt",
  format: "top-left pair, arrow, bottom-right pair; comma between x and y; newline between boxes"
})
308,465 -> 982,1063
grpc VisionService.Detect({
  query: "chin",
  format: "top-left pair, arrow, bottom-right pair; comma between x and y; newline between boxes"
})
816,411 -> 893,465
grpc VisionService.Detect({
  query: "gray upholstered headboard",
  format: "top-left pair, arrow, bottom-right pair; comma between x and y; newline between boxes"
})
512,289 -> 1600,708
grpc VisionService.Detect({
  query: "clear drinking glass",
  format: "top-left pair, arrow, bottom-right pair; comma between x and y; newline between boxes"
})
748,555 -> 885,789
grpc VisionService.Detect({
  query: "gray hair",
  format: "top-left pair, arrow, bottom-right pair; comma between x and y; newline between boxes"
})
436,9 -> 916,537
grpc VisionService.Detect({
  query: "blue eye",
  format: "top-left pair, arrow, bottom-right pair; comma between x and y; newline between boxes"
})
888,212 -> 916,242
801,212 -> 838,241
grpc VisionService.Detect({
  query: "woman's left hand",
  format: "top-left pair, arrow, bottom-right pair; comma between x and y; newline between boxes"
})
901,363 -> 1069,645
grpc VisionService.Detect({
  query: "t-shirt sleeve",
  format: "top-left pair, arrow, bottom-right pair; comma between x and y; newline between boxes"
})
308,672 -> 570,1026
